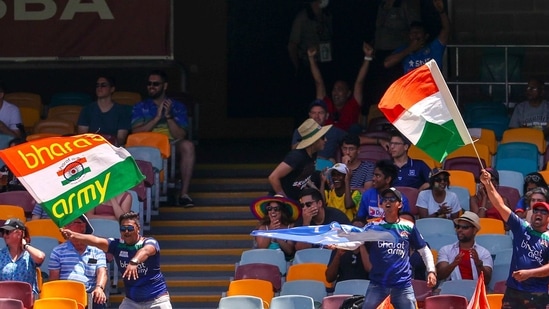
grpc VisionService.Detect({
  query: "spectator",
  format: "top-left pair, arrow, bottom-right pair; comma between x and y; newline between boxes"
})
86,191 -> 133,221
480,170 -> 549,308
31,203 -> 49,220
294,188 -> 350,251
77,76 -> 132,146
389,131 -> 430,190
269,118 -> 331,201
384,0 -> 450,74
470,167 -> 510,222
436,211 -> 493,285
251,195 -> 300,259
132,70 -> 195,207
320,163 -> 361,221
340,134 -> 374,192
0,218 -> 45,296
518,187 -> 549,224
417,168 -> 461,219
362,187 -> 436,308
60,211 -> 173,308
356,159 -> 410,223
515,172 -> 549,218
308,42 -> 374,133
49,215 -> 108,309
509,77 -> 549,138
0,138 -> 27,192
326,241 -> 370,283
0,80 -> 23,138
400,212 -> 427,280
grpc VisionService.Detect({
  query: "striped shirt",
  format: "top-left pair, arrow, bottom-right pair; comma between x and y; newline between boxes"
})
48,241 -> 107,292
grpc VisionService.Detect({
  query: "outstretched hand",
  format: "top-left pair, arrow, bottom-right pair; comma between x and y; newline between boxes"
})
362,42 -> 374,57
307,47 -> 317,58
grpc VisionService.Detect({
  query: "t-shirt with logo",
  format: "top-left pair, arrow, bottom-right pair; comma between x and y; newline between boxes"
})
356,188 -> 410,220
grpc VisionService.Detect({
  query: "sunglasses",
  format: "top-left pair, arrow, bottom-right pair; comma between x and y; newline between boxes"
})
454,224 -> 473,230
434,177 -> 449,182
525,174 -> 542,183
300,201 -> 316,208
147,81 -> 162,87
95,83 -> 110,88
266,206 -> 281,212
381,196 -> 398,203
1,230 -> 13,236
532,208 -> 549,215
119,225 -> 136,232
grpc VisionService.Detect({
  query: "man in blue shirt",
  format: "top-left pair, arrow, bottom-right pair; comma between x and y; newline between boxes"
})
481,170 -> 549,308
389,132 -> 430,190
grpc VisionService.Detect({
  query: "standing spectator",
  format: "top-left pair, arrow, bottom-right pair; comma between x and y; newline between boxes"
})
60,211 -> 173,308
436,211 -> 493,285
362,187 -> 437,308
0,218 -> 45,296
49,215 -> 108,309
340,134 -> 375,192
509,77 -> 549,137
417,169 -> 461,219
356,159 -> 410,222
389,131 -> 430,190
251,195 -> 300,259
269,118 -> 331,201
480,170 -> 549,308
77,76 -> 132,146
132,70 -> 196,207
320,163 -> 361,221
308,43 -> 374,133
0,80 -> 23,138
384,0 -> 450,74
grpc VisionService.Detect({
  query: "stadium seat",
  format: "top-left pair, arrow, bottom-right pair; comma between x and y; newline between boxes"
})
234,263 -> 282,292
112,91 -> 142,106
495,142 -> 539,177
0,281 -> 33,309
218,296 -> 265,309
424,294 -> 468,309
34,297 -> 80,309
447,186 -> 470,211
33,119 -> 75,135
445,143 -> 491,168
226,279 -> 274,307
468,128 -> 497,156
446,170 -> 476,196
49,91 -> 93,107
439,279 -> 477,299
292,248 -> 332,265
31,236 -> 60,275
333,279 -> 370,295
395,186 -> 419,216
408,145 -> 441,169
0,298 -> 24,309
25,219 -> 65,242
46,105 -> 83,126
0,191 -> 37,219
0,205 -> 26,222
444,157 -> 486,183
270,295 -> 315,309
321,294 -> 353,309
356,144 -> 391,164
498,170 -> 524,196
501,127 -> 545,154
238,249 -> 287,276
415,218 -> 455,237
468,115 -> 509,141
286,263 -> 333,288
40,280 -> 88,308
475,234 -> 512,254
478,218 -> 506,235
280,280 -> 327,306
497,185 -> 520,211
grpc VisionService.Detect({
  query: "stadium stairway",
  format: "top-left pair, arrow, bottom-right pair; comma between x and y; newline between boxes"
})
108,163 -> 275,309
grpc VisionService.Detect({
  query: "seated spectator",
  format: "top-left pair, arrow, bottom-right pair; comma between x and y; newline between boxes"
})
356,160 -> 410,223
400,211 -> 427,280
132,70 -> 195,207
77,76 -> 132,146
0,80 -> 23,138
515,172 -> 549,218
509,77 -> 549,137
31,203 -> 50,220
294,188 -> 350,250
86,191 -> 133,221
251,195 -> 300,259
0,138 -> 27,192
389,131 -> 430,190
49,215 -> 108,309
417,169 -> 461,219
470,167 -> 510,222
0,218 -> 45,296
384,0 -> 449,74
320,163 -> 361,221
269,118 -> 331,201
326,238 -> 370,283
436,211 -> 493,285
516,187 -> 549,223
340,134 -> 374,191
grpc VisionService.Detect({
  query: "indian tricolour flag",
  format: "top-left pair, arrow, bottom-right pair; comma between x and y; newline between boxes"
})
0,134 -> 144,227
378,60 -> 474,162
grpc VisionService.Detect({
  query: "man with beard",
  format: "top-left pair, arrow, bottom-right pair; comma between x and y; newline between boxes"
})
436,211 -> 493,285
355,159 -> 410,223
480,169 -> 549,308
132,70 -> 196,207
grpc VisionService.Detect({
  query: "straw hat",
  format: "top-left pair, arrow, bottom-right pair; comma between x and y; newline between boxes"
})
250,195 -> 301,221
296,118 -> 332,149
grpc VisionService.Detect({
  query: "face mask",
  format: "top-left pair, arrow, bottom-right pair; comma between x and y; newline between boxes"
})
319,0 -> 329,8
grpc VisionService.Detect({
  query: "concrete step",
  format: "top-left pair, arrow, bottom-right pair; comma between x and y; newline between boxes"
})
156,206 -> 255,221
190,177 -> 271,192
194,163 -> 275,178
190,191 -> 269,206
150,219 -> 257,235
155,234 -> 253,249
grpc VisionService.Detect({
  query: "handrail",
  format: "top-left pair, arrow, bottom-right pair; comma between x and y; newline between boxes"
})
446,44 -> 549,108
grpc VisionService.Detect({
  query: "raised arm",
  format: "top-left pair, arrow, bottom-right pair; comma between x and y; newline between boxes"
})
479,169 -> 511,222
433,0 -> 450,45
60,228 -> 110,252
353,43 -> 374,106
308,48 -> 327,99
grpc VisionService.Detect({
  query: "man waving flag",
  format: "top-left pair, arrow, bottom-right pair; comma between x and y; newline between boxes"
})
378,60 -> 474,162
0,134 -> 144,227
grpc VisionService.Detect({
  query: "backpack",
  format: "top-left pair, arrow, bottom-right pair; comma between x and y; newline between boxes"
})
339,295 -> 364,309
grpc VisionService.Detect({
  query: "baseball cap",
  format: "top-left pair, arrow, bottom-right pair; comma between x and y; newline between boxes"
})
380,187 -> 402,202
0,218 -> 26,231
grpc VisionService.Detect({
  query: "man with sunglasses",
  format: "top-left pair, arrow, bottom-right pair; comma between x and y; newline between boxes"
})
49,215 -> 108,309
436,211 -> 493,285
132,70 -> 195,208
480,169 -> 549,308
60,211 -> 172,308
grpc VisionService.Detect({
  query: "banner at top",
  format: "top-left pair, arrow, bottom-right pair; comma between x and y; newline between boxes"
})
0,134 -> 145,227
0,0 -> 172,59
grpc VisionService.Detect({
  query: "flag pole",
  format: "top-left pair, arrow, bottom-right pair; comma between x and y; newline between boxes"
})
469,140 -> 486,170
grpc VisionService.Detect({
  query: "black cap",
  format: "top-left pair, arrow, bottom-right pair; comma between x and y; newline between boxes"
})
381,187 -> 402,202
1,218 -> 26,231
309,99 -> 328,112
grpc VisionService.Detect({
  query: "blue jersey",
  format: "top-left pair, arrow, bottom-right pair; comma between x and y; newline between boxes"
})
357,188 -> 410,220
393,158 -> 431,189
506,213 -> 549,293
394,38 -> 446,73
366,219 -> 427,288
107,237 -> 168,302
